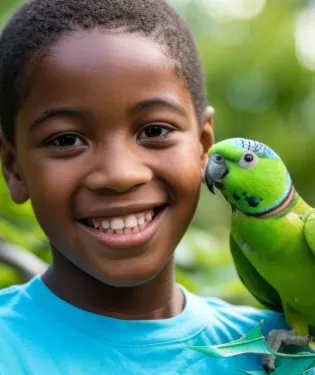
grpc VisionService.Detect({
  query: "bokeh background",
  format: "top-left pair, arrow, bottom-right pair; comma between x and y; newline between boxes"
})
1,0 -> 315,308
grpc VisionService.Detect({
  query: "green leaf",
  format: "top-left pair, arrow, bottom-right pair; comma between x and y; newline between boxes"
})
189,320 -> 315,360
189,322 -> 315,375
239,355 -> 315,375
188,320 -> 275,358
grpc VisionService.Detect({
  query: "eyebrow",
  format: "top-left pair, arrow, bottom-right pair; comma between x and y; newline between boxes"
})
29,98 -> 187,131
29,108 -> 86,131
130,98 -> 188,118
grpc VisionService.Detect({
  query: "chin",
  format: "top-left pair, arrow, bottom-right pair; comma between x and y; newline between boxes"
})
62,245 -> 172,288
103,278 -> 152,288
95,274 -> 159,288
86,264 -> 164,288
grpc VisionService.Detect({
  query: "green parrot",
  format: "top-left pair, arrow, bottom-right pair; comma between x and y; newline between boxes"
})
204,138 -> 315,373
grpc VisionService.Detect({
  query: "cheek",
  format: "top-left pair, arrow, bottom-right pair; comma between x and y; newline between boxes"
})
152,137 -> 203,207
22,156 -> 78,224
166,139 -> 202,190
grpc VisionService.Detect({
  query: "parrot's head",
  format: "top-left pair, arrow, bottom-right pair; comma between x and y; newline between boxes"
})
205,138 -> 293,216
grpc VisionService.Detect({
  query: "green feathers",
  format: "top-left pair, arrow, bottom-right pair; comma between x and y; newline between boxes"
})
203,138 -> 315,373
205,138 -> 293,217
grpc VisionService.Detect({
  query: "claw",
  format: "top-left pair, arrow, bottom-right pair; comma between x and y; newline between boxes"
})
262,329 -> 312,373
262,354 -> 276,374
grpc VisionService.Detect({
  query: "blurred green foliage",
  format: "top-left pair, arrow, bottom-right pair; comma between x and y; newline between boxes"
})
0,0 -> 314,307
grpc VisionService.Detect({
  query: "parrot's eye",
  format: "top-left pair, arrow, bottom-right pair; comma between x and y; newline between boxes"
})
244,153 -> 254,163
239,151 -> 257,169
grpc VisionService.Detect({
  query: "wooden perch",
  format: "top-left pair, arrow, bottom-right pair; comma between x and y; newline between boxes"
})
0,239 -> 48,280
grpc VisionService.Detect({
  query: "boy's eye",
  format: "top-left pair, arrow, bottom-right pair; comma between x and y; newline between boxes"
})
45,133 -> 84,147
138,125 -> 171,139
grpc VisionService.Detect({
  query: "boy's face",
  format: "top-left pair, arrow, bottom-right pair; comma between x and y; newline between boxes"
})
1,31 -> 213,286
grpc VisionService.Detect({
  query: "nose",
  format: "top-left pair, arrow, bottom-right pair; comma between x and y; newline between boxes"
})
84,140 -> 153,194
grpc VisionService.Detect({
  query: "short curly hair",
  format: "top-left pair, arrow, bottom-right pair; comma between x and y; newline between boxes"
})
0,0 -> 206,144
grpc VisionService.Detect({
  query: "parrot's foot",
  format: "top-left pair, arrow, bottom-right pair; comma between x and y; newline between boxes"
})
262,329 -> 311,373
262,354 -> 276,374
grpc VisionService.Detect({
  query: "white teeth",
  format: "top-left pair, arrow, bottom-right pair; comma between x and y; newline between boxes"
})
124,215 -> 138,228
139,223 -> 147,230
90,208 -> 158,233
137,216 -> 145,225
110,218 -> 124,230
132,226 -> 140,233
101,219 -> 110,229
92,219 -> 101,229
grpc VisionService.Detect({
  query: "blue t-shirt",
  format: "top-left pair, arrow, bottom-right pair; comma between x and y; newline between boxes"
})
0,276 -> 289,374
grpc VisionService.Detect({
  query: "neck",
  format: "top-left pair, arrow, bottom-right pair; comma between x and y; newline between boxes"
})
41,251 -> 184,320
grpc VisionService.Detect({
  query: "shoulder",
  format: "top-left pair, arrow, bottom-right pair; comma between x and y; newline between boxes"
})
0,281 -> 33,313
0,280 -> 48,373
0,283 -> 27,313
203,294 -> 281,320
0,277 -> 43,326
181,286 -> 288,342
205,295 -> 287,331
0,282 -> 35,360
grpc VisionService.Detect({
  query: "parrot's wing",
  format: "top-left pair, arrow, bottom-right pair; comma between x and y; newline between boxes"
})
303,209 -> 315,256
230,234 -> 283,312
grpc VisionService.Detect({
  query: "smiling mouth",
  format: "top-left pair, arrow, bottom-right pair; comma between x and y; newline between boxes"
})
78,204 -> 167,235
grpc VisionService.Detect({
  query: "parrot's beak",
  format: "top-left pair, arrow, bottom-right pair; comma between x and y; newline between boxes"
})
205,154 -> 229,195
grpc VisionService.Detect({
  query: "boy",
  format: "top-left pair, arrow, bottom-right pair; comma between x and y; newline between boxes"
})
0,0 -> 286,374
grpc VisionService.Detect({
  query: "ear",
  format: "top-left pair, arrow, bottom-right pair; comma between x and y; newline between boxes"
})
0,133 -> 29,204
199,106 -> 215,179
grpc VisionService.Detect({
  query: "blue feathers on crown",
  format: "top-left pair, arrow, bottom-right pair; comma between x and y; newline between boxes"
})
234,138 -> 280,160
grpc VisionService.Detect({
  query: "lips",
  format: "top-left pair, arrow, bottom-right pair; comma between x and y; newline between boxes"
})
77,204 -> 167,249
